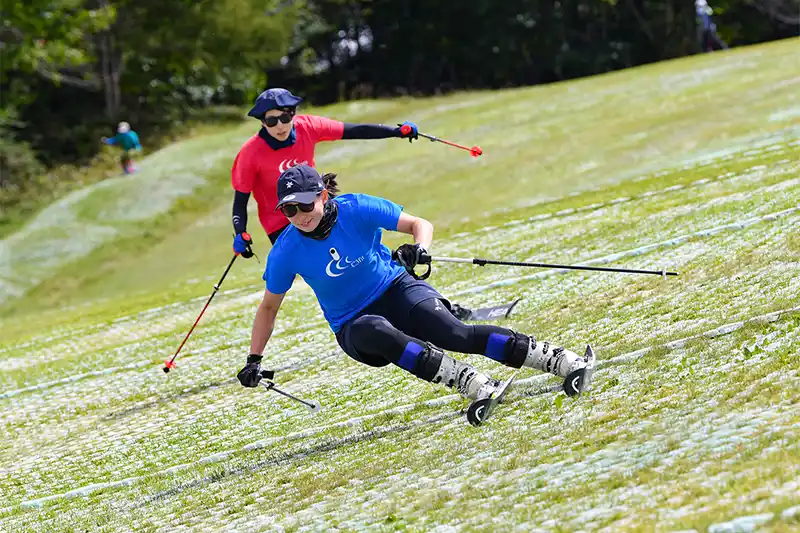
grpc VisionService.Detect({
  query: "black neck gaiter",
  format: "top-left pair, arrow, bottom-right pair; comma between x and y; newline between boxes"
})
299,200 -> 338,240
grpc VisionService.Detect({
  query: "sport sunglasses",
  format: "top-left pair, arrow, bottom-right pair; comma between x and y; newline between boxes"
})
280,201 -> 316,218
263,111 -> 295,127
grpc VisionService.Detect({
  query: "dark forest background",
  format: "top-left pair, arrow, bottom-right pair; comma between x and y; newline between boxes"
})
2,0 -> 798,192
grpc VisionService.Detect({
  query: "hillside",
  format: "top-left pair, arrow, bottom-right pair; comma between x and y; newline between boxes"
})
0,39 -> 798,532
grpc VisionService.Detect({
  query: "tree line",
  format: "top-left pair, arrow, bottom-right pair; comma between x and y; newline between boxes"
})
1,0 -> 796,192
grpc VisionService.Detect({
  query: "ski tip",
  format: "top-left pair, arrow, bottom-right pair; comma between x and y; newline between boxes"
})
502,373 -> 517,392
584,345 -> 596,365
506,298 -> 522,317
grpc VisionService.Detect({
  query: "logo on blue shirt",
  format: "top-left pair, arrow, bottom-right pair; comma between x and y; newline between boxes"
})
325,247 -> 365,278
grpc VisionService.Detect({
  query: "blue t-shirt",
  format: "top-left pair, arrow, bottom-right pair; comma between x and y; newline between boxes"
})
106,131 -> 141,151
264,193 -> 406,332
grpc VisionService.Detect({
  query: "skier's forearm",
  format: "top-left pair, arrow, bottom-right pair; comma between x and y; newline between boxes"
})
396,213 -> 434,250
250,300 -> 278,354
341,123 -> 399,140
233,190 -> 250,234
412,218 -> 434,251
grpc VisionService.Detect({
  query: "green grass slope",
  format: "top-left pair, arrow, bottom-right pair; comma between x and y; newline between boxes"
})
0,39 -> 799,532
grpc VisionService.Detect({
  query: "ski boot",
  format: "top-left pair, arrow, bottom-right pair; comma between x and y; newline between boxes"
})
428,345 -> 508,425
522,337 -> 596,396
431,348 -> 500,400
466,371 -> 517,427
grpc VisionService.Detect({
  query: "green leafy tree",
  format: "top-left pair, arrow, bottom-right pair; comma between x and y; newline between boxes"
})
2,0 -> 297,171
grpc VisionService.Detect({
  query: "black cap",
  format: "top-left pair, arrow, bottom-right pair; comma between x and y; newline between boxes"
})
276,164 -> 324,207
247,88 -> 303,118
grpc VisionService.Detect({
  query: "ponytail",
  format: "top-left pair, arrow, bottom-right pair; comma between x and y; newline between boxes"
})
322,173 -> 340,198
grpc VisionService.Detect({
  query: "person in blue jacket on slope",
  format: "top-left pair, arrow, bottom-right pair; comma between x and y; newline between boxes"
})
101,121 -> 142,174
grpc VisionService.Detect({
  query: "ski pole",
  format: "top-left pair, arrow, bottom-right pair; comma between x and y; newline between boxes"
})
423,255 -> 678,278
260,371 -> 321,413
163,253 -> 239,373
400,125 -> 483,158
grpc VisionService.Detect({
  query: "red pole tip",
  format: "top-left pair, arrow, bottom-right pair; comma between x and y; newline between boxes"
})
470,146 -> 483,158
164,360 -> 176,369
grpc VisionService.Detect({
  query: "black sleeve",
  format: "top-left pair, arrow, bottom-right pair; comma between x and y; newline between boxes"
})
232,190 -> 250,234
341,123 -> 401,140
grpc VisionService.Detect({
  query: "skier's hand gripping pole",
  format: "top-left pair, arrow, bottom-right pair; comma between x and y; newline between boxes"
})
425,254 -> 678,277
400,125 -> 483,158
392,243 -> 432,280
233,232 -> 254,259
163,253 -> 242,373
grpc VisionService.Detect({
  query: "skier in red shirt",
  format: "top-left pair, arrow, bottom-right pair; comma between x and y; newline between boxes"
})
232,88 -> 486,319
231,88 -> 419,251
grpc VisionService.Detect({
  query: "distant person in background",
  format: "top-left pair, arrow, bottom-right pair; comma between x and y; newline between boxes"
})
102,121 -> 142,174
696,0 -> 728,52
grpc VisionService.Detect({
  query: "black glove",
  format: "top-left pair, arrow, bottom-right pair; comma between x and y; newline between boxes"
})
237,354 -> 263,387
393,243 -> 427,269
393,243 -> 431,279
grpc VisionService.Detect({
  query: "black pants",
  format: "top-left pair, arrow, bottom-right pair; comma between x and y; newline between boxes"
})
336,273 -> 523,371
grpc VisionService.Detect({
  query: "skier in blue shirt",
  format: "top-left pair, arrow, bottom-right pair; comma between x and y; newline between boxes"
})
236,164 -> 593,403
101,121 -> 142,174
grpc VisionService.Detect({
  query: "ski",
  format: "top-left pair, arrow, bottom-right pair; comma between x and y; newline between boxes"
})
563,345 -> 596,396
466,370 -> 518,427
452,298 -> 520,322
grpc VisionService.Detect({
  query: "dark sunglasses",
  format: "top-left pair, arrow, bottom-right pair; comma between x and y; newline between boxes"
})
280,201 -> 316,218
263,111 -> 294,127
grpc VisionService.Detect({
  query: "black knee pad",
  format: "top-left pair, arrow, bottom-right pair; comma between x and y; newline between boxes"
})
505,333 -> 530,369
415,343 -> 445,382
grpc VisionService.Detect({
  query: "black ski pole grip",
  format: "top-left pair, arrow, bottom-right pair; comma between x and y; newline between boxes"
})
260,370 -> 275,380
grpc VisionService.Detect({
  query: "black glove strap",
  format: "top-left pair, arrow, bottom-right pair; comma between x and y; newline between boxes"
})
409,262 -> 432,280
246,353 -> 263,364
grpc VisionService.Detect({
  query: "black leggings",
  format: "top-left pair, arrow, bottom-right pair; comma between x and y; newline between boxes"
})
337,297 -> 525,371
